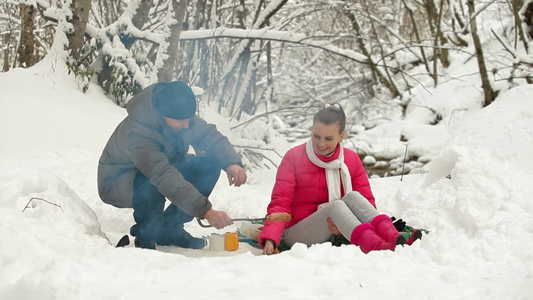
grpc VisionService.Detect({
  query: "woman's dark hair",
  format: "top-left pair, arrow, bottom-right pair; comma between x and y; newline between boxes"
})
313,103 -> 346,133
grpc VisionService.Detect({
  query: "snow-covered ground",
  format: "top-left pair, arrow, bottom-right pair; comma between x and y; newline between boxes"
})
1,54 -> 532,299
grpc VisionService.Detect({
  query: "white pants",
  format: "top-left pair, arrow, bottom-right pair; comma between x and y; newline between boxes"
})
281,191 -> 379,248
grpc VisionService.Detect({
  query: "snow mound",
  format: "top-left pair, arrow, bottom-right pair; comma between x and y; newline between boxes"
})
1,172 -> 105,238
391,85 -> 533,269
424,84 -> 533,187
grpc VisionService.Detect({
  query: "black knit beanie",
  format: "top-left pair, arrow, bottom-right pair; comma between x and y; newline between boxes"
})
153,81 -> 196,120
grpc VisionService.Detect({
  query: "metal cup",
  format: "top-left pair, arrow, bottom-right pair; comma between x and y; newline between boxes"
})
209,234 -> 225,251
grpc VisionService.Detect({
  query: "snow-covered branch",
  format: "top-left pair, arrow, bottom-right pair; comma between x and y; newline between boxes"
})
491,29 -> 533,66
179,28 -> 368,63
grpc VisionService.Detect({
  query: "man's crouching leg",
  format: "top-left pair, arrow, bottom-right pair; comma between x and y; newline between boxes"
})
157,155 -> 221,249
130,172 -> 165,249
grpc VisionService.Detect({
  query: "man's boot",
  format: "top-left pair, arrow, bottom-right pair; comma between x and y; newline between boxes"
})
156,204 -> 206,249
157,226 -> 206,249
131,225 -> 156,250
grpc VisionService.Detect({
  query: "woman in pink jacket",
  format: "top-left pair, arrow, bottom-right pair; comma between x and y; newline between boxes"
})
259,103 -> 406,254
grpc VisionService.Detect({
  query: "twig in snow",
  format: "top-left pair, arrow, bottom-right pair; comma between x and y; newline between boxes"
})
22,197 -> 64,213
401,142 -> 409,181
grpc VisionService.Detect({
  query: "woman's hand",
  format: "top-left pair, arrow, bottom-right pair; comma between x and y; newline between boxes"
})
327,217 -> 341,235
262,239 -> 277,255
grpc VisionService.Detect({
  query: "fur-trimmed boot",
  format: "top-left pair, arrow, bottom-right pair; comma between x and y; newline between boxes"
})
371,214 -> 406,246
350,223 -> 396,254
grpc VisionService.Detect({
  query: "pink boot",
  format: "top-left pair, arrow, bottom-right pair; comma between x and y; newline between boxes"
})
350,223 -> 395,254
371,214 -> 406,246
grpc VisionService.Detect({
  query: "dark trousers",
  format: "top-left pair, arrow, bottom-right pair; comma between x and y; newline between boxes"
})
130,155 -> 221,242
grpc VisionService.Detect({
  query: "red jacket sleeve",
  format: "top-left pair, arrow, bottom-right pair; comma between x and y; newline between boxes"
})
257,150 -> 296,248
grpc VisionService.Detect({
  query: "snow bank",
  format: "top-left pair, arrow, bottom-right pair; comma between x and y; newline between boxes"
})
389,85 -> 533,280
2,172 -> 104,237
424,84 -> 533,185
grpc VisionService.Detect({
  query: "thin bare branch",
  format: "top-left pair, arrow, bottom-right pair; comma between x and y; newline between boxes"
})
22,197 -> 64,213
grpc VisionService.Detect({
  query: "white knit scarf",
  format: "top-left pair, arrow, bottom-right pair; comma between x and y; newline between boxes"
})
305,139 -> 353,203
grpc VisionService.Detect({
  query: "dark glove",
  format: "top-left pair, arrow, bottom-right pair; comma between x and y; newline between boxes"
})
391,216 -> 406,232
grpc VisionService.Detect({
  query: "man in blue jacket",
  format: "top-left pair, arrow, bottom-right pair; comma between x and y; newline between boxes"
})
98,81 -> 247,249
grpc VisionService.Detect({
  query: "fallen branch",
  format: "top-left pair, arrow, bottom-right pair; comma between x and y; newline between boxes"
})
22,197 -> 64,213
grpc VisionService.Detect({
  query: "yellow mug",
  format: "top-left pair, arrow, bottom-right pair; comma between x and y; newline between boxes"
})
224,232 -> 239,251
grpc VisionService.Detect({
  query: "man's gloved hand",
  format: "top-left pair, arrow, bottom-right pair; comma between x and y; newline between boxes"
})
391,216 -> 406,232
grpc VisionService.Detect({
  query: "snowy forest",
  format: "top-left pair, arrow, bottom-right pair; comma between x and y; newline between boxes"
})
3,1 -> 532,173
4,0 -> 532,105
2,1 -> 533,299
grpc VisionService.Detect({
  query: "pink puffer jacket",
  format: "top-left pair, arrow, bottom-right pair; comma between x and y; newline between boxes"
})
258,142 -> 376,248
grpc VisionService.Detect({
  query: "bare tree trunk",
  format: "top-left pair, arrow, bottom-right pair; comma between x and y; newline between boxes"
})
436,0 -> 450,67
402,0 -> 433,78
180,0 -> 207,84
467,0 -> 496,106
448,0 -> 469,46
3,51 -> 9,71
66,0 -> 91,60
524,1 -> 533,39
238,0 -> 270,117
158,0 -> 188,82
198,0 -> 210,87
265,40 -> 274,103
432,1 -> 442,86
17,3 -> 37,68
364,0 -> 402,99
347,11 -> 401,99
522,1 -> 532,84
425,0 -> 450,71
220,0 -> 288,118
230,49 -> 250,116
225,0 -> 249,117
512,0 -> 529,52
3,27 -> 12,71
